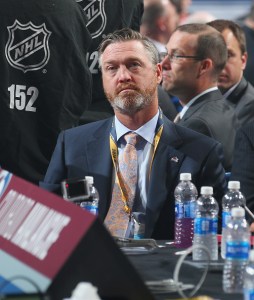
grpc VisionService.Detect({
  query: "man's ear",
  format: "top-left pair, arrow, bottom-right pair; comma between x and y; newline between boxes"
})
156,63 -> 163,84
198,58 -> 213,77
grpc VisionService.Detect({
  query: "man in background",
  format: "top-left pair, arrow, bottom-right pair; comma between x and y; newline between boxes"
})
208,19 -> 254,126
162,23 -> 237,171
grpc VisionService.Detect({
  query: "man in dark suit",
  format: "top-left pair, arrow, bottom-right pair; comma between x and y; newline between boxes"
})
208,19 -> 254,126
161,23 -> 237,171
231,121 -> 254,216
40,28 -> 226,240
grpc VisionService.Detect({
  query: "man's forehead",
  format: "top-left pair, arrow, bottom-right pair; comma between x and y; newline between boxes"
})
102,41 -> 147,62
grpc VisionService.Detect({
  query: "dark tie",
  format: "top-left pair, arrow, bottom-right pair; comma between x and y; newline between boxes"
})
104,132 -> 139,237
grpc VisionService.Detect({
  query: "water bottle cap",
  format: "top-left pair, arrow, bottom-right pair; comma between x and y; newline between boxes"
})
200,186 -> 213,195
180,173 -> 191,180
249,249 -> 254,261
228,181 -> 240,189
85,176 -> 94,185
231,207 -> 245,217
71,282 -> 99,299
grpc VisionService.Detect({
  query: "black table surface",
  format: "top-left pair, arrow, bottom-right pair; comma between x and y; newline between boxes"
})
125,241 -> 243,300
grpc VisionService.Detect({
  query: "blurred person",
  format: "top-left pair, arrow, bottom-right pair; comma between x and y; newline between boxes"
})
0,0 -> 92,184
77,0 -> 144,124
141,0 -> 182,114
208,19 -> 254,126
140,0 -> 179,52
183,11 -> 215,24
40,28 -> 226,240
161,23 -> 237,171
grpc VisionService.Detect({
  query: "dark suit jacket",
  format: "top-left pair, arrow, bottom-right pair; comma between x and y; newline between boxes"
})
226,77 -> 254,126
177,89 -> 237,172
231,121 -> 254,215
40,115 -> 227,239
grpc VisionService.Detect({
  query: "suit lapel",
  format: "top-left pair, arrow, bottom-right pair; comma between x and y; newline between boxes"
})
226,77 -> 247,105
179,89 -> 223,122
145,118 -> 185,237
86,119 -> 113,219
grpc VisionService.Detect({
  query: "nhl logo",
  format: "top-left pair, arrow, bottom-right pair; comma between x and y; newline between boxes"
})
5,20 -> 51,73
83,0 -> 107,39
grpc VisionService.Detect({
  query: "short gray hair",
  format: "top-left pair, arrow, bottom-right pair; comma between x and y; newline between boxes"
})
98,28 -> 160,68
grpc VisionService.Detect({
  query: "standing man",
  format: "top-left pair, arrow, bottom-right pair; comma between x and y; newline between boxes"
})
77,0 -> 144,123
208,19 -> 254,126
162,23 -> 237,171
0,0 -> 92,184
41,28 -> 226,240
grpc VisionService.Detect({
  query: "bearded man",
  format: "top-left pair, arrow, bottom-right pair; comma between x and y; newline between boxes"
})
40,28 -> 226,240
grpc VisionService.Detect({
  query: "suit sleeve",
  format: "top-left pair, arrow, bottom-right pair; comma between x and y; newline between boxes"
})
182,117 -> 212,137
231,126 -> 254,212
199,141 -> 227,202
39,131 -> 66,194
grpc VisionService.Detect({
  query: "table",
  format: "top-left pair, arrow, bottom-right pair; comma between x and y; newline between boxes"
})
125,241 -> 243,300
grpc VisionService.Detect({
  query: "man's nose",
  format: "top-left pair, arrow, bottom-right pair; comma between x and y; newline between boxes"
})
117,65 -> 132,82
161,56 -> 171,71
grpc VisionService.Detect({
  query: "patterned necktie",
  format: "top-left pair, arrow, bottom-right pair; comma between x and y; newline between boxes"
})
104,132 -> 139,237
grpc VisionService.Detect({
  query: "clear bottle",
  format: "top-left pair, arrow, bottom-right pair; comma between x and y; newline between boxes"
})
80,176 -> 99,215
244,249 -> 254,300
174,173 -> 198,248
223,207 -> 250,293
221,181 -> 246,259
192,186 -> 219,261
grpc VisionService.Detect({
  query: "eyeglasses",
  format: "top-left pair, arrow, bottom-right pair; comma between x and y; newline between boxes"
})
160,52 -> 203,63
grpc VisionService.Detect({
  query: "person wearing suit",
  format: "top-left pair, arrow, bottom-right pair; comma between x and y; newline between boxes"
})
161,23 -> 237,172
231,121 -> 254,216
208,19 -> 254,127
40,28 -> 226,240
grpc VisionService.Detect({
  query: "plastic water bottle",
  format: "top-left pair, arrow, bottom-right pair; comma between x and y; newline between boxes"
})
221,181 -> 246,259
192,186 -> 219,261
244,249 -> 254,300
174,173 -> 198,248
223,207 -> 250,293
80,176 -> 99,215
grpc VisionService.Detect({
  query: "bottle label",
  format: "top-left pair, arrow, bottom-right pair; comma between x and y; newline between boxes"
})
222,211 -> 231,228
194,217 -> 218,234
175,202 -> 196,218
80,203 -> 98,215
226,241 -> 250,260
244,289 -> 254,300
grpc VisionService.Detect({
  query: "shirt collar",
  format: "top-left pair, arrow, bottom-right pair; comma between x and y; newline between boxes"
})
114,110 -> 159,145
180,87 -> 218,119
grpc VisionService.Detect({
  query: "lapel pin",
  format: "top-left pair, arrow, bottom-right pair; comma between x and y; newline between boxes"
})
171,156 -> 179,163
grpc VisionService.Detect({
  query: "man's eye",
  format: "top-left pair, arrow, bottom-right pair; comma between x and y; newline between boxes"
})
129,62 -> 141,69
106,66 -> 117,72
228,52 -> 234,59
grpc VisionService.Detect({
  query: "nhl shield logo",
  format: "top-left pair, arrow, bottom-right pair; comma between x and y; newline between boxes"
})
5,20 -> 51,73
83,0 -> 107,39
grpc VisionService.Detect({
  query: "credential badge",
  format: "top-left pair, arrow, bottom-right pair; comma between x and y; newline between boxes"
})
83,0 -> 106,39
5,20 -> 51,73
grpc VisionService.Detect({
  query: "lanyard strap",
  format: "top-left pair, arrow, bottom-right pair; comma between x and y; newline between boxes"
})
109,109 -> 164,215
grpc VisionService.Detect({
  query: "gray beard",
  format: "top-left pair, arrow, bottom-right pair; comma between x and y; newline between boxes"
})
110,93 -> 153,115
